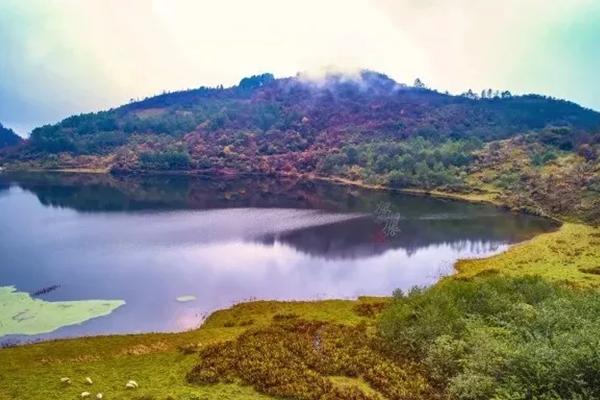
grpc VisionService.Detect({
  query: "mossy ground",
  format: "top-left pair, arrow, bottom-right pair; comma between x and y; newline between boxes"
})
455,223 -> 600,287
0,299 -> 380,400
2,223 -> 599,399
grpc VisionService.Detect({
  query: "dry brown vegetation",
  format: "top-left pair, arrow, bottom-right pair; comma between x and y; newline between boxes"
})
467,136 -> 600,224
187,319 -> 431,400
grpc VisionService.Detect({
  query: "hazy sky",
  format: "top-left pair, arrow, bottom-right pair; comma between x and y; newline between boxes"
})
1,0 -> 599,136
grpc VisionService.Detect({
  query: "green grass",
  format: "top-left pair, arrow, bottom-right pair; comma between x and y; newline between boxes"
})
455,223 -> 600,287
3,222 -> 600,399
0,299 -> 377,400
3,223 -> 599,399
2,221 -> 599,399
328,376 -> 383,398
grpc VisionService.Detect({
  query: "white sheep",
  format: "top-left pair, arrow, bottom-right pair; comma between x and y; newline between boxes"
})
60,377 -> 71,384
85,377 -> 93,385
125,380 -> 138,389
96,394 -> 103,399
81,392 -> 91,398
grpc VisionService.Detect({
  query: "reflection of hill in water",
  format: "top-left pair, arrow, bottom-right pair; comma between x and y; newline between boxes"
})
2,172 -> 345,212
1,172 -> 558,259
259,215 -> 551,260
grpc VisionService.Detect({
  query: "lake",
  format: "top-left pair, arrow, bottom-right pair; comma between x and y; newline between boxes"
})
0,172 -> 557,343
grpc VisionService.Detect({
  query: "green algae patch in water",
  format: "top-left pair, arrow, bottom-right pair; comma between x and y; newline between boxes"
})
0,286 -> 125,336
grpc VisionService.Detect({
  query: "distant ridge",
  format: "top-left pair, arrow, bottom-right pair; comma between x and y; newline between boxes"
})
0,123 -> 22,149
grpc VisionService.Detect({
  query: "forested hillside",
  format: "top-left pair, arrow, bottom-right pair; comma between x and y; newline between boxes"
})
0,123 -> 22,149
2,71 -> 600,400
1,70 -> 599,222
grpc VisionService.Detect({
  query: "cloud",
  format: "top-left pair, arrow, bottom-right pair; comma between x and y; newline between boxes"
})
0,0 -> 598,135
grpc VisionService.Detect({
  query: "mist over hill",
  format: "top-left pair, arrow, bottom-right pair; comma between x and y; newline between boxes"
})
1,70 -> 599,222
9,70 -> 600,156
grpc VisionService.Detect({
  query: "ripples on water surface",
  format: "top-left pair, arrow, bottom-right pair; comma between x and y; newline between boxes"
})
0,172 -> 557,342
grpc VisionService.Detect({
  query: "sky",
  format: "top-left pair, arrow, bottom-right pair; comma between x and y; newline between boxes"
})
1,0 -> 599,137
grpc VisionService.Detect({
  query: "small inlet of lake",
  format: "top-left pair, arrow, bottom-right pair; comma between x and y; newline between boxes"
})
0,172 -> 557,343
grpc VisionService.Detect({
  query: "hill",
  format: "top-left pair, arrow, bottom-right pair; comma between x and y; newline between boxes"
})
1,71 -> 600,400
0,123 -> 22,149
1,70 -> 599,222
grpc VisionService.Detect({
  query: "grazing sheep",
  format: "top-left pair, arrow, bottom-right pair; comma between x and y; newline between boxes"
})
81,392 -> 91,398
96,394 -> 103,399
60,377 -> 71,384
125,380 -> 138,389
85,377 -> 93,385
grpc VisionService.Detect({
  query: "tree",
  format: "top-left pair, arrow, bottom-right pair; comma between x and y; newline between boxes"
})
0,123 -> 22,148
413,78 -> 426,89
344,146 -> 360,164
462,89 -> 479,100
238,73 -> 275,90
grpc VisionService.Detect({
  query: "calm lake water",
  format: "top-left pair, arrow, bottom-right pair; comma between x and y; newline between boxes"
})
0,172 -> 557,342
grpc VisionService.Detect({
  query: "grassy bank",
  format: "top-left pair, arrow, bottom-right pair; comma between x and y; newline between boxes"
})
0,299 -> 383,400
455,223 -> 600,287
2,223 -> 599,399
1,177 -> 599,399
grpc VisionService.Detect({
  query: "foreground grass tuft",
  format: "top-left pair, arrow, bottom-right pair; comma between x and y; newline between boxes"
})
187,319 -> 430,400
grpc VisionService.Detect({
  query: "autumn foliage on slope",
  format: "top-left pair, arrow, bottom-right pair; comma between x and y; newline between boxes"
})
2,71 -> 599,222
6,70 -> 598,170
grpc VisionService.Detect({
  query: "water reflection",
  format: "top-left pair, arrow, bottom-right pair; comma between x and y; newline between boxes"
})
0,172 -> 557,342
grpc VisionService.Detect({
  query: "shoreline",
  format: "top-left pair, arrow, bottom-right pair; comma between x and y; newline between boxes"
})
0,168 -> 570,347
3,219 -> 594,349
2,166 -> 559,222
1,175 -> 598,400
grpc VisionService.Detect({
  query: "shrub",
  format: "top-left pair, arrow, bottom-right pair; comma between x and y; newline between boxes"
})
139,150 -> 191,170
353,301 -> 388,318
187,320 -> 431,400
379,275 -> 600,399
